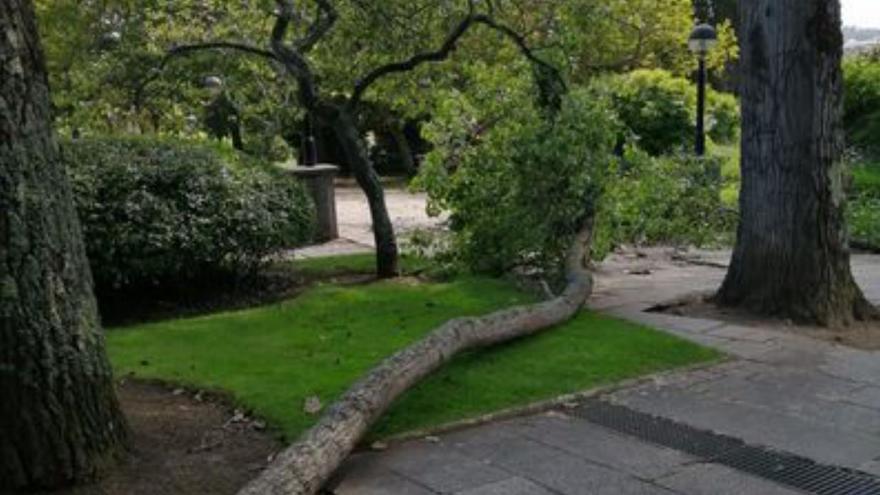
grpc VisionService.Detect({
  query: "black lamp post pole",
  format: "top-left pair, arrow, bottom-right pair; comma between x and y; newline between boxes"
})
695,55 -> 707,157
304,112 -> 319,166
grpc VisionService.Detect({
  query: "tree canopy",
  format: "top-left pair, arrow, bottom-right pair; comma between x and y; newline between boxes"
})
36,0 -> 735,158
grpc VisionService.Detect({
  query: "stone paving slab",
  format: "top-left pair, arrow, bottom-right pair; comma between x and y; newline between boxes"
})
378,441 -> 511,494
654,463 -> 803,495
510,414 -> 690,480
611,381 -> 880,469
455,477 -> 555,495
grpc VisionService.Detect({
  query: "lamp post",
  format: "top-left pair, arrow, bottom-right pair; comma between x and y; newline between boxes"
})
203,75 -> 224,96
688,23 -> 717,157
303,113 -> 319,166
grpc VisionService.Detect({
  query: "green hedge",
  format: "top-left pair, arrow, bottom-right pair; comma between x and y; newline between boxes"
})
594,69 -> 739,156
844,54 -> 880,155
850,163 -> 880,249
63,137 -> 314,291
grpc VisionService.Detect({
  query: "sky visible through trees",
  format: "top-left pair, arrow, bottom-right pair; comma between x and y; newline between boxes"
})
843,0 -> 880,28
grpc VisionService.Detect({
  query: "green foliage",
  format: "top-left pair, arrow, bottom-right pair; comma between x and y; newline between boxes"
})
107,270 -> 718,440
849,161 -> 880,248
63,137 -> 314,291
715,143 -> 742,208
594,148 -> 736,253
850,198 -> 880,248
35,0 -> 736,163
557,0 -> 737,80
36,0 -> 302,160
844,54 -> 880,155
417,87 -> 619,274
594,69 -> 739,156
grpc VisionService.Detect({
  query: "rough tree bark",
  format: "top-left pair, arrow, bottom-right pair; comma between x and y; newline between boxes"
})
237,218 -> 596,495
716,0 -> 876,326
0,0 -> 129,490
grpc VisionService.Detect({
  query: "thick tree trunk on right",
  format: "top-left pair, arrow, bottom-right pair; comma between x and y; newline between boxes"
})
1,0 -> 128,490
716,0 -> 874,326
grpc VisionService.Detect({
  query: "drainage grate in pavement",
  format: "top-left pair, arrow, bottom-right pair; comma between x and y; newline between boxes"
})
573,400 -> 880,495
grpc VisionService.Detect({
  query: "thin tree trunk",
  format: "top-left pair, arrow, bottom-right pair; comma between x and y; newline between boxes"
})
237,218 -> 596,495
330,108 -> 400,278
716,0 -> 875,326
0,1 -> 128,490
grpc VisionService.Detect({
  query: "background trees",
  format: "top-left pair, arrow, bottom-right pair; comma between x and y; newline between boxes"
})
0,0 -> 128,490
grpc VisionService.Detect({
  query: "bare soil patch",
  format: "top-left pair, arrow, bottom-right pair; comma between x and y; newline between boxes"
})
651,292 -> 880,351
54,380 -> 281,495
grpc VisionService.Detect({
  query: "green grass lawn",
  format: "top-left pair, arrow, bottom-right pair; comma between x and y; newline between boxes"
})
108,262 -> 719,441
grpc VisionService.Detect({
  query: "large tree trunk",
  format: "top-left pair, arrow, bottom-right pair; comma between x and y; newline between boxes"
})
716,0 -> 875,326
237,218 -> 595,495
329,107 -> 400,278
0,1 -> 129,490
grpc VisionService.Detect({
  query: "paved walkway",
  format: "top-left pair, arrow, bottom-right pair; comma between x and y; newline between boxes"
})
302,186 -> 880,494
327,252 -> 880,494
296,185 -> 441,258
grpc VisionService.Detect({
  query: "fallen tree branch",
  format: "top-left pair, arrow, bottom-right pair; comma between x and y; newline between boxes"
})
237,217 -> 597,495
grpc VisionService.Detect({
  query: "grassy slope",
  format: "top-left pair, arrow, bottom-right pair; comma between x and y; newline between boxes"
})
108,261 -> 719,441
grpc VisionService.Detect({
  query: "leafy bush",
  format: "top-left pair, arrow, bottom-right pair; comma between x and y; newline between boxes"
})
849,162 -> 880,248
594,69 -> 739,156
594,148 -> 736,253
63,137 -> 314,291
850,198 -> 880,248
844,54 -> 880,155
417,88 -> 618,275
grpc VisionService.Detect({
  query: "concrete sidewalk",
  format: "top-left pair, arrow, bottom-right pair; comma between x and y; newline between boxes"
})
328,252 -> 880,495
295,185 -> 443,259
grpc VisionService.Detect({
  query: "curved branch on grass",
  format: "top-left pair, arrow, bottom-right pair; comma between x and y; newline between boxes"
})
347,13 -> 566,112
237,216 -> 596,495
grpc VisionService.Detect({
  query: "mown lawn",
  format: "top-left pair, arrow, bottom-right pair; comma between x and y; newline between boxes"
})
108,257 -> 719,441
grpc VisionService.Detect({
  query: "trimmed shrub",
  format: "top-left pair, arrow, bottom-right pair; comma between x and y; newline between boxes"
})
594,69 -> 739,156
63,137 -> 314,291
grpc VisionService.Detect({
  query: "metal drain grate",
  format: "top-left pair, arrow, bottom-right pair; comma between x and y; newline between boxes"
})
574,400 -> 880,495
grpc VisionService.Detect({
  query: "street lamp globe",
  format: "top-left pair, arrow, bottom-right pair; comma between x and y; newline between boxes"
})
202,75 -> 224,96
688,24 -> 718,58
